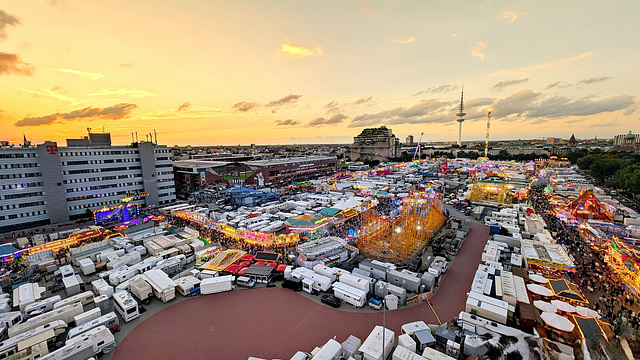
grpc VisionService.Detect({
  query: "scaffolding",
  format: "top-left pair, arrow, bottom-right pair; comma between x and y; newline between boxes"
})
356,191 -> 447,262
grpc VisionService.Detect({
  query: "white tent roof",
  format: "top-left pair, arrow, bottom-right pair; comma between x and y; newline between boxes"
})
528,274 -> 548,284
551,300 -> 576,313
575,306 -> 601,319
533,300 -> 557,313
541,312 -> 575,332
527,283 -> 553,296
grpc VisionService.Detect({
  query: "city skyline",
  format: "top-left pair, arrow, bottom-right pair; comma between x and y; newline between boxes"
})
1,1 -> 639,146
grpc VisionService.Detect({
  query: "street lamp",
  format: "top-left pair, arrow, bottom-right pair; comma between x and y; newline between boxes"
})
381,280 -> 388,359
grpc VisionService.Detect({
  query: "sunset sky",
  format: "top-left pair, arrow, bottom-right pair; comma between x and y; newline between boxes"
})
1,1 -> 638,146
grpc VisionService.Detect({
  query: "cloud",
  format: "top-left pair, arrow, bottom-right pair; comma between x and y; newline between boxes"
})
0,10 -> 19,39
16,86 -> 82,105
349,100 -> 453,127
389,37 -> 414,44
275,119 -> 299,126
308,113 -> 348,127
266,94 -> 302,108
492,78 -> 529,91
491,52 -> 594,77
590,122 -> 618,128
15,103 -> 137,127
232,101 -> 259,112
54,68 -> 104,80
0,52 -> 33,76
354,96 -> 373,105
578,76 -> 611,85
414,85 -> 458,96
88,88 -> 156,98
545,81 -> 570,90
466,97 -> 494,108
452,34 -> 486,60
527,94 -> 634,118
177,102 -> 191,111
281,40 -> 322,58
503,11 -> 525,22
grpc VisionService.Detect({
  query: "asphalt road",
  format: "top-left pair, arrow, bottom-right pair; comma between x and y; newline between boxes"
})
112,222 -> 489,360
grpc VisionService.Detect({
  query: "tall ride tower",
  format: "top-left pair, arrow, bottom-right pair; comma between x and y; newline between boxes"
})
456,87 -> 466,146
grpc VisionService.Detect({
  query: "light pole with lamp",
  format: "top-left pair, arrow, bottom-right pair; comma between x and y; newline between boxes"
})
380,279 -> 388,360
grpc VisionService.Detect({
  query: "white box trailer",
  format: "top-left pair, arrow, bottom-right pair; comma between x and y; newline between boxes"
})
63,275 -> 82,297
175,276 -> 201,296
48,325 -> 117,358
291,267 -> 332,293
53,291 -> 94,310
143,269 -> 177,303
359,325 -> 395,360
67,311 -> 119,340
78,258 -> 96,275
90,278 -> 114,298
107,250 -> 141,270
9,303 -> 83,338
339,273 -> 370,294
396,336 -> 417,355
0,312 -> 23,330
392,345 -> 422,360
74,307 -> 101,327
13,283 -> 45,311
313,338 -> 342,360
108,267 -> 138,286
332,282 -> 367,308
199,270 -> 219,279
129,277 -> 153,304
200,275 -> 234,295
23,295 -> 61,318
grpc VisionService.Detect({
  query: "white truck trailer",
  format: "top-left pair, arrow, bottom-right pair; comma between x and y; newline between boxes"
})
142,269 -> 177,303
200,275 -> 234,295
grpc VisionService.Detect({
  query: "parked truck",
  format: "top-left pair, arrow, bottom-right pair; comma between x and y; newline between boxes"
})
200,275 -> 234,295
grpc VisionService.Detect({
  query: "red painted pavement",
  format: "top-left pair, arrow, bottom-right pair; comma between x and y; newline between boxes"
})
113,222 -> 489,360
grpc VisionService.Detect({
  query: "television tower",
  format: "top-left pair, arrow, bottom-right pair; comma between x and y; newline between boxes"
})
456,86 -> 466,146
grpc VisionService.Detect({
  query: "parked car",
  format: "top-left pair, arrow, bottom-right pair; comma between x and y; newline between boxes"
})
321,295 -> 341,308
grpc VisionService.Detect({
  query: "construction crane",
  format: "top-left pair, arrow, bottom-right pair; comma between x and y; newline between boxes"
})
413,132 -> 424,160
484,109 -> 492,158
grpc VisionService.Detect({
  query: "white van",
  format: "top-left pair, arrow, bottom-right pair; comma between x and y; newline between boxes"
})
236,276 -> 256,288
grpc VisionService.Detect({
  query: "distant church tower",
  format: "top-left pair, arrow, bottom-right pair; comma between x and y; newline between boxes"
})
568,133 -> 576,147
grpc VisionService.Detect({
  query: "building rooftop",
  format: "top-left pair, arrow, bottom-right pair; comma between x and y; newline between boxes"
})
244,156 -> 335,167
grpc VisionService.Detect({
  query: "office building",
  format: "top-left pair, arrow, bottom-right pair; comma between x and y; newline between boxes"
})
0,133 -> 175,234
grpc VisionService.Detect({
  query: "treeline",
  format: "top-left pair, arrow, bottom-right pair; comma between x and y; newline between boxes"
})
577,151 -> 640,195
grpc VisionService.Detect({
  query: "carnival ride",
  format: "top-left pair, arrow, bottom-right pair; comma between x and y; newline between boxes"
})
356,190 -> 447,261
563,189 -> 614,221
604,237 -> 640,295
93,192 -> 149,227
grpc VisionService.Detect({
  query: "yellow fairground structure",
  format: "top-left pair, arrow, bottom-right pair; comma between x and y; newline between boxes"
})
356,191 -> 447,261
468,180 -> 528,204
199,249 -> 246,272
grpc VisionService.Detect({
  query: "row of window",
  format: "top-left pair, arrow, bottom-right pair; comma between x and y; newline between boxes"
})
158,185 -> 175,190
3,191 -> 43,200
66,190 -> 130,202
155,164 -> 172,168
0,153 -> 37,158
157,171 -> 173,176
0,163 -> 39,169
0,200 -> 45,210
0,172 -> 42,179
64,166 -> 142,175
66,182 -> 143,193
61,150 -> 138,157
0,210 -> 46,221
0,182 -> 43,190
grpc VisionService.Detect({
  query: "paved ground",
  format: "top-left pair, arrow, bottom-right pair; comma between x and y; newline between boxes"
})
112,222 -> 489,360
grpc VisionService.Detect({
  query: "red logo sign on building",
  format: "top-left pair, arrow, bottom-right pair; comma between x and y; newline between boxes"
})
46,145 -> 58,154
